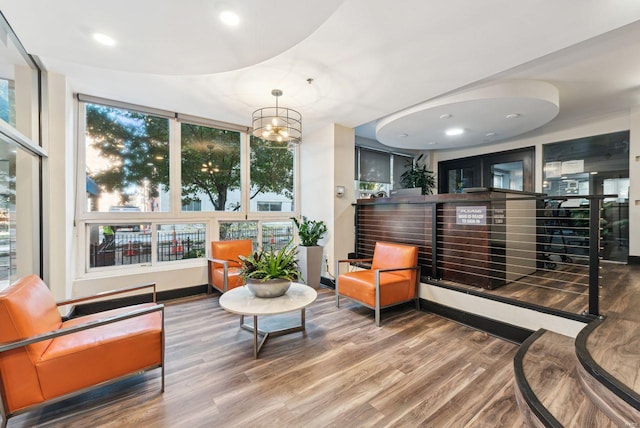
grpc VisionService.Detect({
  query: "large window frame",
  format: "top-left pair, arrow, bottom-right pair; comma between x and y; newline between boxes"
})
76,96 -> 299,274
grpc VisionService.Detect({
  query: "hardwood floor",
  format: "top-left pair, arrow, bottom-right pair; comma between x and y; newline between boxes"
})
10,289 -> 523,427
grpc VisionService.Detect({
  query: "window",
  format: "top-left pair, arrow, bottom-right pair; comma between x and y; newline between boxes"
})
249,137 -> 294,212
84,103 -> 170,212
438,147 -> 534,193
156,223 -> 206,262
78,97 -> 298,272
257,201 -> 282,212
0,15 -> 43,288
181,123 -> 241,212
543,131 -> 629,262
355,147 -> 414,198
0,79 -> 15,127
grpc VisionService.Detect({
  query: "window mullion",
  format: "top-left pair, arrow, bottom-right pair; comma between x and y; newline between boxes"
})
169,118 -> 181,215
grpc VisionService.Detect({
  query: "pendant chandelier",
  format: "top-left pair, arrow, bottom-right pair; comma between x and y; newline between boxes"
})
252,89 -> 302,145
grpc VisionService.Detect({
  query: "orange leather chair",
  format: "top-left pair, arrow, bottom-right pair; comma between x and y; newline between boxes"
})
208,239 -> 253,293
335,242 -> 420,326
0,275 -> 164,427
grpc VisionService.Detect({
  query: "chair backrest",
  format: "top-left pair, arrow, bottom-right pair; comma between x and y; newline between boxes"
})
0,275 -> 62,411
211,239 -> 254,267
371,242 -> 418,284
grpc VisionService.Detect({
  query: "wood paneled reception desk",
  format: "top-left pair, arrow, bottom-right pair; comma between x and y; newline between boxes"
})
354,188 -> 541,289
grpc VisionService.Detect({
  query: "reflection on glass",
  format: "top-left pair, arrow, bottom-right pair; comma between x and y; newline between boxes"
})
181,123 -> 241,212
85,103 -> 170,212
448,168 -> 474,193
88,223 -> 152,268
156,224 -> 206,262
262,221 -> 294,251
491,161 -> 523,191
0,147 -> 14,287
219,221 -> 258,249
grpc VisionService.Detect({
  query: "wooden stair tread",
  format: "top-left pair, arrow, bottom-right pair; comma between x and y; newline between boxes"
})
520,330 -> 615,427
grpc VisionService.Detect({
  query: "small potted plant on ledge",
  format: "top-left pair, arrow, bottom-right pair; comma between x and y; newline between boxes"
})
291,216 -> 328,289
239,242 -> 302,298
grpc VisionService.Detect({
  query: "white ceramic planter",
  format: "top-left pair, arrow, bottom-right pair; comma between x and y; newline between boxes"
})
297,245 -> 324,289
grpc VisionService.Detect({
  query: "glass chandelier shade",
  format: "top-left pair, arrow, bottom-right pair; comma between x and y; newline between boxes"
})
252,89 -> 302,145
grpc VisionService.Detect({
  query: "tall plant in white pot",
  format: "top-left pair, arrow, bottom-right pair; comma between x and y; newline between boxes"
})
291,216 -> 328,289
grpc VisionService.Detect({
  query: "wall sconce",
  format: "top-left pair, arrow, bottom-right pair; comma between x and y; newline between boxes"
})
336,185 -> 345,197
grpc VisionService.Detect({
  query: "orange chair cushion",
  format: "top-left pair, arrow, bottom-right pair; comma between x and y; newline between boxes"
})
338,242 -> 418,308
211,266 -> 244,290
210,239 -> 253,290
0,275 -> 63,411
36,303 -> 162,401
211,239 -> 253,265
338,270 -> 414,307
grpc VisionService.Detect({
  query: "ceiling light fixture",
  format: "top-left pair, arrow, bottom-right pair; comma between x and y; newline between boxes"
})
505,113 -> 522,119
399,133 -> 409,137
485,132 -> 496,137
219,10 -> 240,26
445,128 -> 464,136
439,113 -> 452,119
252,89 -> 302,145
93,33 -> 116,46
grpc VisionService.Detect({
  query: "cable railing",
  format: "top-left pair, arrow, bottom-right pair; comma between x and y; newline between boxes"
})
355,192 -> 608,317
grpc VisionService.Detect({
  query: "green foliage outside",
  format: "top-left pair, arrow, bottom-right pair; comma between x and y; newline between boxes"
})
85,104 -> 294,210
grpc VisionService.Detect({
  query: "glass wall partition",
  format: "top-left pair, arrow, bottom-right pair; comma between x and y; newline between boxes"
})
543,131 -> 629,262
0,14 -> 43,288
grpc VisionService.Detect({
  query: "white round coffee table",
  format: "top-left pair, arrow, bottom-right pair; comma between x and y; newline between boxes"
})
219,282 -> 317,358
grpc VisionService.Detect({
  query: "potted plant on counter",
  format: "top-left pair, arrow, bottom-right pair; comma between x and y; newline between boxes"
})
239,241 -> 302,298
291,216 -> 328,289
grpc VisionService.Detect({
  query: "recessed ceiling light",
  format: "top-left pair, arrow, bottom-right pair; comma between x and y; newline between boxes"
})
93,33 -> 116,46
445,128 -> 464,136
439,113 -> 452,119
590,171 -> 598,175
399,133 -> 408,137
427,141 -> 438,145
505,113 -> 522,119
485,132 -> 496,137
220,10 -> 240,26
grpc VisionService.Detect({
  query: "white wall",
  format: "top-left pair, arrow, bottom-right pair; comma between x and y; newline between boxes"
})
433,110 -> 637,256
41,72 -> 75,300
300,124 -> 355,275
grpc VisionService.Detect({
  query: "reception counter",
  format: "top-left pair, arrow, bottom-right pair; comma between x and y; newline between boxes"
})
354,188 -> 541,289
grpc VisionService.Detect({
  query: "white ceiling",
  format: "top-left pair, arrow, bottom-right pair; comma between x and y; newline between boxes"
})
2,0 -> 640,150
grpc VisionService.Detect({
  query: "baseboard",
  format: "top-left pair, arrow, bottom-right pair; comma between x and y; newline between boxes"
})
320,276 -> 335,288
420,298 -> 534,344
68,284 -> 208,318
628,255 -> 640,265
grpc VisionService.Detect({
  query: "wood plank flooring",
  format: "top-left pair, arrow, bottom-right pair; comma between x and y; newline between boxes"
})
10,289 -> 523,427
521,330 -> 614,427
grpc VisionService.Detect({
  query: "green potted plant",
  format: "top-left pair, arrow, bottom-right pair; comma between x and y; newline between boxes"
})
239,241 -> 302,298
291,216 -> 328,289
400,154 -> 436,195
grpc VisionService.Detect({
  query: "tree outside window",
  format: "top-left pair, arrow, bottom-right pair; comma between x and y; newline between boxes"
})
249,137 -> 294,212
181,123 -> 241,211
85,103 -> 170,212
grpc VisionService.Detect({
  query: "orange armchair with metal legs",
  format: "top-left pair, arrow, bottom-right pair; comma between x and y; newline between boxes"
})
0,275 -> 164,428
335,242 -> 420,326
207,239 -> 253,293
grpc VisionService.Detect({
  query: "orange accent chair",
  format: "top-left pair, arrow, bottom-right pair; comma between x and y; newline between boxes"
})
335,242 -> 420,326
0,275 -> 165,427
207,239 -> 254,293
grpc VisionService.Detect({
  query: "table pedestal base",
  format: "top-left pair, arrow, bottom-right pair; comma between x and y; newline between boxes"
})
239,309 -> 306,359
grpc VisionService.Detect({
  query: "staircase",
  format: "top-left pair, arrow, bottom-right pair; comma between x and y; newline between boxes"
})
514,319 -> 640,426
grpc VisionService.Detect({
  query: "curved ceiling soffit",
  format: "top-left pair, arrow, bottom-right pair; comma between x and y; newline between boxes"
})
5,0 -> 345,75
375,80 -> 559,150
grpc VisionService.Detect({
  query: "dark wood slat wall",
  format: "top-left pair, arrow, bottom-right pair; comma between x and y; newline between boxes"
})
356,203 -> 433,273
